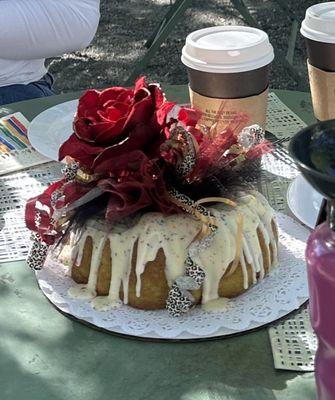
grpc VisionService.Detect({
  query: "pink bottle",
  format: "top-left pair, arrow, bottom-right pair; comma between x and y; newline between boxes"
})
290,120 -> 335,399
306,219 -> 335,400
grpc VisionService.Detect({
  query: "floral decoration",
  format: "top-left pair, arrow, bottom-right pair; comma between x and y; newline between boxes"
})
25,77 -> 272,263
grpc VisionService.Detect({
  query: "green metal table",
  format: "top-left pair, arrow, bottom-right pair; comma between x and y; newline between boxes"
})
0,88 -> 316,400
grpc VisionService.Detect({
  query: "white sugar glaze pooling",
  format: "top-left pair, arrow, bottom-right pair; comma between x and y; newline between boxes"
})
60,191 -> 277,311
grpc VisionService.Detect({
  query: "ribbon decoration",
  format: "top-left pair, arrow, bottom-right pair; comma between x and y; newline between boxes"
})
25,162 -> 103,270
166,189 -> 242,317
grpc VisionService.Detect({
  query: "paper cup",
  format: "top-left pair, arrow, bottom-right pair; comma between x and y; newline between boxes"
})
301,2 -> 335,120
181,26 -> 274,132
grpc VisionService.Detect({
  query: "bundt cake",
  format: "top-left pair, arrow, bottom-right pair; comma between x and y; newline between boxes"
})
56,190 -> 278,312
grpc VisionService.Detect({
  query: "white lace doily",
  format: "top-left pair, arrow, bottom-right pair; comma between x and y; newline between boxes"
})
35,212 -> 309,340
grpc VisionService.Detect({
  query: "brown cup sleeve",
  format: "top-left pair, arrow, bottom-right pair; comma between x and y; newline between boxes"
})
307,60 -> 335,121
189,86 -> 269,133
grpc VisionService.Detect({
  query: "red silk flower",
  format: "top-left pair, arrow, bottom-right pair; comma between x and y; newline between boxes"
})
57,77 -> 177,222
97,151 -> 176,221
59,77 -> 175,170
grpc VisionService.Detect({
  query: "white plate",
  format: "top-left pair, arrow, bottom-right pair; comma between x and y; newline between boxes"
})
27,99 -> 78,161
36,213 -> 309,340
287,174 -> 324,229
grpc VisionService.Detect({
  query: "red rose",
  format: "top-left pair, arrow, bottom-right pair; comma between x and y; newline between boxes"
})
59,77 -> 175,170
57,79 -> 179,221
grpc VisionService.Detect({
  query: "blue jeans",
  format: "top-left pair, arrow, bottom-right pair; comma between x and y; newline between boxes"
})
0,73 -> 55,106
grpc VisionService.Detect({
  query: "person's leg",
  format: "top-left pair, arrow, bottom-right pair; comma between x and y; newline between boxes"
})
0,73 -> 55,106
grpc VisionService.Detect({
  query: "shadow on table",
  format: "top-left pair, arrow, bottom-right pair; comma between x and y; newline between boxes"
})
0,267 -> 74,400
0,260 -> 317,400
57,321 -> 316,400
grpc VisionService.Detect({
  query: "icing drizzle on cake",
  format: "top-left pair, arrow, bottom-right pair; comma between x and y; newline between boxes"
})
60,191 -> 278,311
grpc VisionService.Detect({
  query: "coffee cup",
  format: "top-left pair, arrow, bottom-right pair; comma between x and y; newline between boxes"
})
301,2 -> 335,120
181,26 -> 274,132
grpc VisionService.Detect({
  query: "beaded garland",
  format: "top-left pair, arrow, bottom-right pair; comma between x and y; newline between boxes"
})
27,232 -> 49,270
61,161 -> 79,182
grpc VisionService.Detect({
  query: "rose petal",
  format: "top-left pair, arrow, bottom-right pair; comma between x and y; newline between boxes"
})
98,87 -> 131,108
134,76 -> 148,94
97,102 -> 130,122
98,178 -> 152,221
59,133 -> 104,168
92,124 -> 156,171
125,89 -> 153,129
78,90 -> 100,109
75,116 -> 128,143
96,151 -> 176,219
94,117 -> 128,144
97,107 -> 123,123
80,113 -> 100,125
116,89 -> 134,103
76,90 -> 100,119
99,99 -> 117,110
93,149 -> 146,175
148,83 -> 165,109
73,118 -> 97,142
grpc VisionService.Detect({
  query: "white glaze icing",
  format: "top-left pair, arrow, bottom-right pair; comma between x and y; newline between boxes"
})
202,297 -> 231,313
60,191 -> 277,311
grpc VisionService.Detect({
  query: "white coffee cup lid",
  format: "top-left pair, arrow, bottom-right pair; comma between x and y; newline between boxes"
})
301,2 -> 335,43
181,26 -> 274,74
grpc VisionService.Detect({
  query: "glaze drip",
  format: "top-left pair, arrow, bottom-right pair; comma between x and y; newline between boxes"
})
58,191 -> 278,311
